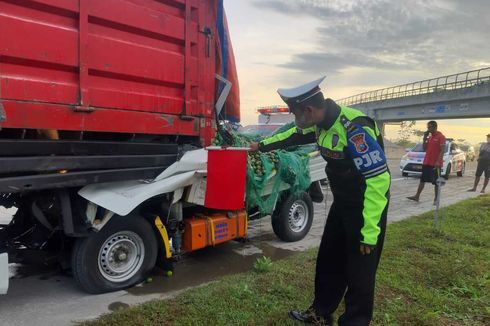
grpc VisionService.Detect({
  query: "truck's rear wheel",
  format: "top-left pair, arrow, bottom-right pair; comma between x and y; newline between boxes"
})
71,215 -> 157,294
272,192 -> 314,242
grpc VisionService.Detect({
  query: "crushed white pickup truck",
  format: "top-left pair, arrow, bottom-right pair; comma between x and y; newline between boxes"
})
78,147 -> 326,293
1,147 -> 326,295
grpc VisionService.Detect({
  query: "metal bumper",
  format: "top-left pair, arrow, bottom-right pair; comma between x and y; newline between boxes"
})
0,252 -> 8,294
402,163 -> 423,173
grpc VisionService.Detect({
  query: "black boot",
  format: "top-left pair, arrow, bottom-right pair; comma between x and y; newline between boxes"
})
288,306 -> 332,325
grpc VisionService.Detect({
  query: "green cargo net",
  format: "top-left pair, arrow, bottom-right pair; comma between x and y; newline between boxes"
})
212,123 -> 314,215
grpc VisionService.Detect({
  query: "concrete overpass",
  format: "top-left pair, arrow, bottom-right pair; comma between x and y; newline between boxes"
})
337,68 -> 490,123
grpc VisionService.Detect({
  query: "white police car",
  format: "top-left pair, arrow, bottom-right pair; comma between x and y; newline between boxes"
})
238,123 -> 284,137
400,139 -> 466,179
238,106 -> 293,137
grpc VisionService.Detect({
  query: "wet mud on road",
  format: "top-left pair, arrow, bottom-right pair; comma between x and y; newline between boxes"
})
126,241 -> 294,297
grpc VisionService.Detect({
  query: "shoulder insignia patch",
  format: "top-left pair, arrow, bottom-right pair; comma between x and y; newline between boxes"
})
349,133 -> 369,154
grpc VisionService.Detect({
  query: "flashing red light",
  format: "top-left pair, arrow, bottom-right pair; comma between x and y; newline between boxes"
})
257,106 -> 290,114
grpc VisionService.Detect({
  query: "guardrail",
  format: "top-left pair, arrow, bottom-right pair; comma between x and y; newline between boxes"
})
337,67 -> 490,106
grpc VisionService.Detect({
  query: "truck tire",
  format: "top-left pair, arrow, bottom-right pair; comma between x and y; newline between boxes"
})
71,215 -> 158,294
272,192 -> 314,242
402,172 -> 409,177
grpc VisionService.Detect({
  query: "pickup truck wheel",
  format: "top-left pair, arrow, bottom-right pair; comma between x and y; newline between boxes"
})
272,192 -> 314,242
71,215 -> 157,294
402,172 -> 409,177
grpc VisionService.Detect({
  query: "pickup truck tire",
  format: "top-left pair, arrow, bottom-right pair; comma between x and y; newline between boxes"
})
272,192 -> 314,242
71,215 -> 157,294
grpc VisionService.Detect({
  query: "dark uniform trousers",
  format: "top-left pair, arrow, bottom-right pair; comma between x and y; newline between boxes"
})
313,198 -> 388,326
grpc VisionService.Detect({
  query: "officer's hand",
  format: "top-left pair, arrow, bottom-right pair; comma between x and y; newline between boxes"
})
250,142 -> 259,152
360,244 -> 375,255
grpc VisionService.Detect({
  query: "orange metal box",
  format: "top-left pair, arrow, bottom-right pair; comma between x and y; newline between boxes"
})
182,211 -> 247,252
182,218 -> 207,252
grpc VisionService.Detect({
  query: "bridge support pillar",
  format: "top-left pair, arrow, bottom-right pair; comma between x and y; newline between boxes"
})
378,121 -> 386,137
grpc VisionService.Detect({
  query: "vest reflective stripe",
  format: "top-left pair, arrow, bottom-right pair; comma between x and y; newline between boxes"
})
261,125 -> 315,146
362,171 -> 390,245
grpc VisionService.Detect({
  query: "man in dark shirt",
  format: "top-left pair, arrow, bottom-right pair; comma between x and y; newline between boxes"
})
407,121 -> 446,203
468,134 -> 490,193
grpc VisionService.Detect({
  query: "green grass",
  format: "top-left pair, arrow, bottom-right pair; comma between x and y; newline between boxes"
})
253,256 -> 273,273
83,195 -> 490,326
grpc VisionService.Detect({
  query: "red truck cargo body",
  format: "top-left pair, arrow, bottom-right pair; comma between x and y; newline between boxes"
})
0,0 -> 224,144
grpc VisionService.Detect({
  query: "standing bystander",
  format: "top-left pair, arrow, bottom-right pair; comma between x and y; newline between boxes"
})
468,134 -> 490,193
407,121 -> 446,204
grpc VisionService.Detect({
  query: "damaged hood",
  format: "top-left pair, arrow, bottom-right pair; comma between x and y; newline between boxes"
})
78,149 -> 208,216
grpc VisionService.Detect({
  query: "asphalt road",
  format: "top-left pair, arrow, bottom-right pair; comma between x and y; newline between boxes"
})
0,160 -> 483,326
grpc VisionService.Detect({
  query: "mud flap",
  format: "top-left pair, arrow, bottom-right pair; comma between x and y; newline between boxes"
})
308,181 -> 324,203
0,252 -> 8,294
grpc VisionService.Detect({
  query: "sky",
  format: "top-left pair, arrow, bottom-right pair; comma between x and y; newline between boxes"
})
223,0 -> 490,144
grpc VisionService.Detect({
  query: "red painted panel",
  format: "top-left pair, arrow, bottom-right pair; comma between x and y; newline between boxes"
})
87,20 -> 184,56
87,0 -> 186,43
187,56 -> 199,97
0,0 -> 221,141
0,75 -> 78,104
79,1 -> 89,106
87,77 -> 184,114
86,34 -> 185,85
27,0 -> 79,13
0,0 -> 78,26
205,149 -> 247,210
126,0 -> 185,17
1,100 -> 200,136
0,57 -> 77,82
0,14 -> 78,67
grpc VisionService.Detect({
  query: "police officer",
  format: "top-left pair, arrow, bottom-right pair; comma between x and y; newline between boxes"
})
250,77 -> 390,326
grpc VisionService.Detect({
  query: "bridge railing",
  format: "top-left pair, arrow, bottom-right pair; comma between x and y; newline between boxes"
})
337,67 -> 490,106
